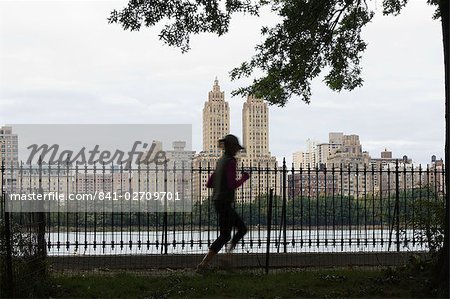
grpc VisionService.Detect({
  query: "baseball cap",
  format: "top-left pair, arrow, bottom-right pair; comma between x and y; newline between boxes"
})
219,134 -> 244,150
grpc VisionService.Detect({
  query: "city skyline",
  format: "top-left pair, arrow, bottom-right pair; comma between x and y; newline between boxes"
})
0,76 -> 442,167
0,0 -> 444,165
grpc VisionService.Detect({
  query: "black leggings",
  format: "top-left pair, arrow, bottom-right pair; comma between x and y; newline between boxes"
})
209,201 -> 247,253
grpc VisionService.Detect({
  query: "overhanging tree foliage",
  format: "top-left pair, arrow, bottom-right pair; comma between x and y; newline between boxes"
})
109,0 -> 375,105
108,0 -> 442,106
109,0 -> 449,294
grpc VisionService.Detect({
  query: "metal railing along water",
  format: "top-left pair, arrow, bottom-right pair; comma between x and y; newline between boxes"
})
1,159 -> 446,256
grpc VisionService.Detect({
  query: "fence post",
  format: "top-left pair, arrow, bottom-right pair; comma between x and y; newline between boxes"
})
282,158 -> 287,253
395,159 -> 400,252
265,188 -> 274,274
37,156 -> 47,263
2,160 -> 14,297
163,159 -> 168,255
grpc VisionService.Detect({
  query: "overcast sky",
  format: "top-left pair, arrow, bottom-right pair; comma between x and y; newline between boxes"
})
0,0 -> 445,165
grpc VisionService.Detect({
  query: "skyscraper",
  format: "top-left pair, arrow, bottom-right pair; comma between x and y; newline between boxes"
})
193,78 -> 231,201
202,78 -> 230,156
194,83 -> 278,202
242,95 -> 269,158
239,95 -> 277,165
0,125 -> 18,169
238,95 -> 278,202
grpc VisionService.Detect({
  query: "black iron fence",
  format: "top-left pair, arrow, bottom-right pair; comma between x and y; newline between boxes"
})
1,158 -> 446,294
1,158 -> 445,256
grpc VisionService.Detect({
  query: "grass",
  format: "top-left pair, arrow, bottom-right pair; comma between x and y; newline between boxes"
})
48,265 -> 438,298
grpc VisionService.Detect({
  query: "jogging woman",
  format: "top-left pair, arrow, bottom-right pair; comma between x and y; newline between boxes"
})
196,134 -> 249,271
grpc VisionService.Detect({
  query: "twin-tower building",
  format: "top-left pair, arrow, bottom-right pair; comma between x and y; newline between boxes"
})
193,78 -> 278,201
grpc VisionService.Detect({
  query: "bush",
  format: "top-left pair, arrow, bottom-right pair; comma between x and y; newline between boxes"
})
0,214 -> 52,298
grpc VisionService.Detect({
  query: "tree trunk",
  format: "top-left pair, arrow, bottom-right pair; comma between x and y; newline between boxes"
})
439,0 -> 449,296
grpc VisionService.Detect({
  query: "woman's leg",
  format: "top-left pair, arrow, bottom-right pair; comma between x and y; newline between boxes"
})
210,201 -> 233,253
197,249 -> 216,270
197,202 -> 232,269
228,208 -> 248,252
